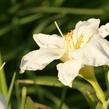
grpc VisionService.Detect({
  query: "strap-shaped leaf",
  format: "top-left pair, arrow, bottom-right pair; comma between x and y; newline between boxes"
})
25,96 -> 52,109
17,76 -> 97,108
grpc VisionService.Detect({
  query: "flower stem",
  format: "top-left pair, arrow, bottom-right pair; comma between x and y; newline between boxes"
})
80,66 -> 106,104
59,87 -> 67,109
89,77 -> 105,103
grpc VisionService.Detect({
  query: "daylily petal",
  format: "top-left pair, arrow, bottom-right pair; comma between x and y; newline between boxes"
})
0,95 -> 7,109
99,23 -> 109,38
20,48 -> 63,73
70,35 -> 109,66
57,60 -> 82,87
73,18 -> 100,44
33,33 -> 64,49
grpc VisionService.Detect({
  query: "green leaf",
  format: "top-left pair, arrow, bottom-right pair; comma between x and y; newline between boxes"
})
104,66 -> 109,98
12,14 -> 43,26
17,76 -> 63,87
25,96 -> 52,109
7,72 -> 16,105
20,87 -> 27,109
22,7 -> 104,15
0,54 -> 8,102
58,87 -> 67,109
17,76 -> 97,109
0,25 -> 12,36
72,80 -> 97,109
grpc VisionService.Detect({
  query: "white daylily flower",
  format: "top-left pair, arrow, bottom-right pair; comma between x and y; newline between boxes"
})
33,33 -> 64,49
20,48 -> 63,73
73,18 -> 100,45
20,18 -> 109,87
99,23 -> 109,38
0,95 -> 7,109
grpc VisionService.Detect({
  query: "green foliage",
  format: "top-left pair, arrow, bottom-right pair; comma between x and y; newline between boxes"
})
1,0 -> 109,109
25,96 -> 52,109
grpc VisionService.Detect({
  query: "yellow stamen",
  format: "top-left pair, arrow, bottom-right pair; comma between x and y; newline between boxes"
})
75,35 -> 84,49
65,30 -> 84,50
54,21 -> 85,51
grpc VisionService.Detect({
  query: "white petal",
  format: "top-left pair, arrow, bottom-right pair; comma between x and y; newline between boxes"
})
73,18 -> 100,44
20,48 -> 63,73
70,35 -> 109,66
0,95 -> 7,109
99,23 -> 109,38
57,60 -> 82,87
33,33 -> 64,49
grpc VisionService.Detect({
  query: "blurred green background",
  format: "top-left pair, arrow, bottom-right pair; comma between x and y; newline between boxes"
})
0,0 -> 109,109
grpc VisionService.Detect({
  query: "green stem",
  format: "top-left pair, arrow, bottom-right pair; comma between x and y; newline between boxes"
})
86,77 -> 107,109
80,66 -> 106,104
59,87 -> 67,109
88,78 -> 105,103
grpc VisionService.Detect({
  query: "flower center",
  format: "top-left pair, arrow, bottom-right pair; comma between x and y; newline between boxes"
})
64,30 -> 84,51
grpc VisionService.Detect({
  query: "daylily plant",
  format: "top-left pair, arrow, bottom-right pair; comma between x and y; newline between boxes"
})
20,18 -> 109,87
